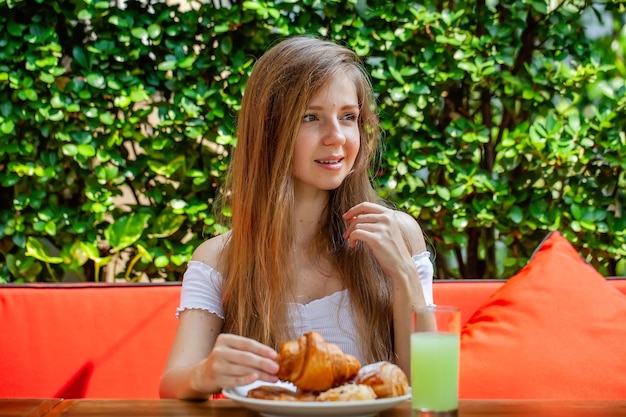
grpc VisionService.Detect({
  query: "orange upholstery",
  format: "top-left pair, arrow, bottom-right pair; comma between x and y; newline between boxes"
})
0,283 -> 180,399
432,280 -> 505,326
459,232 -> 626,400
1,275 -> 625,399
434,278 -> 626,327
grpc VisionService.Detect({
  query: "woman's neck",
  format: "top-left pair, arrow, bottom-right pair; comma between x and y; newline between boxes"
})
292,189 -> 329,249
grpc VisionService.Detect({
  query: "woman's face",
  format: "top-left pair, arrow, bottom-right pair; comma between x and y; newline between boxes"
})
292,73 -> 360,197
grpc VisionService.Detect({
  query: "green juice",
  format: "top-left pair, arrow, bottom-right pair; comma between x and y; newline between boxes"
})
411,331 -> 460,412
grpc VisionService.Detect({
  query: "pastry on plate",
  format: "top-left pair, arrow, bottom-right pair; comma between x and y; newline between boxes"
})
316,384 -> 377,402
354,361 -> 409,398
246,385 -> 317,402
276,331 -> 361,392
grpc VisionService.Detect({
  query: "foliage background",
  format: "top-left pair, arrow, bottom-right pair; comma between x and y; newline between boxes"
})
1,0 -> 625,282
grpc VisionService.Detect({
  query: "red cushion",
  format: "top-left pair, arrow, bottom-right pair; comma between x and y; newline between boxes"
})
459,231 -> 626,399
0,284 -> 180,399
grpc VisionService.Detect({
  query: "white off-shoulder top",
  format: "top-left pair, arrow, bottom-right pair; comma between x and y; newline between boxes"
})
177,251 -> 434,365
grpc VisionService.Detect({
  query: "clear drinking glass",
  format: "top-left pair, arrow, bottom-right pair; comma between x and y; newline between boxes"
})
411,305 -> 461,417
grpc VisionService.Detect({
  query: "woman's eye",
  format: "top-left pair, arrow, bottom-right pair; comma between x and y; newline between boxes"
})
303,114 -> 317,122
343,112 -> 357,121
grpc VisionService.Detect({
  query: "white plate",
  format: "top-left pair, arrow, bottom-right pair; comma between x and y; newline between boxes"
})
222,380 -> 411,417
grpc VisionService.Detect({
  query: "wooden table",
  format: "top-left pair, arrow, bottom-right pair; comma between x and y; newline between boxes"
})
0,399 -> 62,417
3,398 -> 626,417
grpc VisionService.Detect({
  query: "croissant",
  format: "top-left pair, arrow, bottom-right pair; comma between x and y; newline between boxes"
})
354,361 -> 409,398
276,331 -> 361,392
247,385 -> 317,402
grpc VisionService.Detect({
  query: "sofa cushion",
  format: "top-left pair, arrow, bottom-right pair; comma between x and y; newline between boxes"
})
459,231 -> 626,399
433,280 -> 505,326
0,284 -> 180,399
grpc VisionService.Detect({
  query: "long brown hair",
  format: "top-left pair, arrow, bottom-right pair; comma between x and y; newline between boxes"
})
219,35 -> 393,363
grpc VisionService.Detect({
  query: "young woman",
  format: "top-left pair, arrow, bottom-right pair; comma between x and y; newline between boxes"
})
159,35 -> 433,400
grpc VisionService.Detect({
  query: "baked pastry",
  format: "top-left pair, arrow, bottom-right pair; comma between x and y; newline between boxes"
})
247,385 -> 317,401
276,331 -> 361,392
354,361 -> 409,398
316,384 -> 377,402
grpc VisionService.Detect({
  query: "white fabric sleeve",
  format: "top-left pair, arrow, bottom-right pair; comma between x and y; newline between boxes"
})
413,251 -> 434,306
176,261 -> 225,319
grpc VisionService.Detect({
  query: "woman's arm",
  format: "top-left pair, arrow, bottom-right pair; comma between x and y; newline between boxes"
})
389,211 -> 430,376
159,310 -> 279,400
159,235 -> 279,400
343,203 -> 430,376
159,309 -> 222,399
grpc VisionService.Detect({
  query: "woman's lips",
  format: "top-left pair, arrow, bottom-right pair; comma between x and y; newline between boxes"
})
315,157 -> 344,170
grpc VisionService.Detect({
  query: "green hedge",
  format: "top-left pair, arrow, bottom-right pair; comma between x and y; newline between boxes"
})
1,0 -> 625,282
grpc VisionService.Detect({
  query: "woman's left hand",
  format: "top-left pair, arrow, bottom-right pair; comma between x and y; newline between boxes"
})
342,202 -> 422,280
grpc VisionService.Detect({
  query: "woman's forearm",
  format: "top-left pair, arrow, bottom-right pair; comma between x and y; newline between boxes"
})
392,260 -> 428,377
159,361 -> 217,400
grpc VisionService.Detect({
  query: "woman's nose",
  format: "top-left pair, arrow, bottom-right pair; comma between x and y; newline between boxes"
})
322,120 -> 346,146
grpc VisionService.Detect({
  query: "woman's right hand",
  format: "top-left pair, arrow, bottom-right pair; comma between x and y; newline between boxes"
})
194,333 -> 280,393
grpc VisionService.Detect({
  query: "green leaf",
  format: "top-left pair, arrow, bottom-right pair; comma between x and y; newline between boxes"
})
151,210 -> 186,238
61,144 -> 78,156
131,27 -> 149,40
147,23 -> 162,39
72,46 -> 89,69
452,216 -> 468,229
157,59 -> 176,71
86,73 -> 106,89
436,186 -> 451,201
77,144 -> 96,158
1,120 -> 15,134
105,212 -> 151,253
25,237 -> 63,264
20,89 -> 39,101
6,254 -> 42,281
242,1 -> 262,10
7,21 -> 24,37
509,206 -> 523,224
147,155 -> 185,178
99,111 -> 115,125
449,184 -> 466,199
0,101 -> 12,117
177,55 -> 196,69
62,241 -> 94,268
154,255 -> 169,268
220,37 -> 233,55
530,0 -> 548,14
77,9 -> 93,20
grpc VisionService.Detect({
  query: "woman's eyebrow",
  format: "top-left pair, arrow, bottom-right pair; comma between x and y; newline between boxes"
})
306,104 -> 359,111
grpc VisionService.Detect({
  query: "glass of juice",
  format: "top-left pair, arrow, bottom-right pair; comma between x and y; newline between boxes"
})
411,305 -> 461,417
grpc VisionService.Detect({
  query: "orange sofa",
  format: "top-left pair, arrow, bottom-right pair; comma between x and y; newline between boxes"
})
0,283 -> 180,399
1,279 -> 625,399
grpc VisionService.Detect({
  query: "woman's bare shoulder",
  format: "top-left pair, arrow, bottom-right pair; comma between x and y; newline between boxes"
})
394,210 -> 427,254
191,232 -> 231,268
